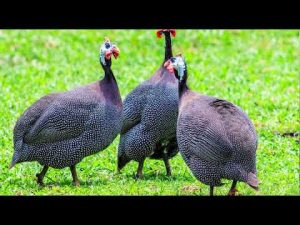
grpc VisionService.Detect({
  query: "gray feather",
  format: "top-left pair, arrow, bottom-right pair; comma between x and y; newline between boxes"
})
177,91 -> 258,187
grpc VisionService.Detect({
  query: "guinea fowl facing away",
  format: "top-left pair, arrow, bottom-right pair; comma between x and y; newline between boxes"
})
118,29 -> 179,178
10,38 -> 122,186
164,55 -> 259,195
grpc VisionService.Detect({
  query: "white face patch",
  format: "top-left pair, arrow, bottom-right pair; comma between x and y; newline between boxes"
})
171,57 -> 186,81
100,41 -> 112,66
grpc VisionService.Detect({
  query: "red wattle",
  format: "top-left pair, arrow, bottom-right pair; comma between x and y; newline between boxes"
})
112,47 -> 120,59
105,51 -> 112,59
156,30 -> 163,38
156,29 -> 176,38
167,66 -> 174,73
170,29 -> 176,37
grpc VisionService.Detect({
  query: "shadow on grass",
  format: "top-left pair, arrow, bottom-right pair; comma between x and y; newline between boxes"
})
6,176 -> 109,189
7,169 -> 189,190
43,171 -> 178,187
41,177 -> 111,188
117,171 -> 178,182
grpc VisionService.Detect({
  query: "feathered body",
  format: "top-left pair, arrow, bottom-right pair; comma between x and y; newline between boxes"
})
13,79 -> 122,169
11,40 -> 122,185
165,55 -> 259,195
177,91 -> 258,189
119,67 -> 178,161
118,30 -> 179,177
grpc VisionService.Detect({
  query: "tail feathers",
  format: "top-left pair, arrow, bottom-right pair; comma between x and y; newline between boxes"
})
247,172 -> 259,191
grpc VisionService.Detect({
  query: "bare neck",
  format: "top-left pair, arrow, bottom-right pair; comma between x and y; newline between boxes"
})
100,64 -> 122,108
163,32 -> 173,62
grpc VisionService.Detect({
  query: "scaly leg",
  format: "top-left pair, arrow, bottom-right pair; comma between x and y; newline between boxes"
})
135,159 -> 145,179
210,186 -> 214,196
228,180 -> 238,196
36,166 -> 49,186
70,165 -> 80,186
162,152 -> 172,176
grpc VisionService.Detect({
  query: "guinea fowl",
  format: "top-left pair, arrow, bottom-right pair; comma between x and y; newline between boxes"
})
118,29 -> 179,178
164,55 -> 259,195
10,38 -> 122,186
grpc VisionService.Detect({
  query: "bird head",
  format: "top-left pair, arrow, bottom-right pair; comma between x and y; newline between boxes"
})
164,54 -> 187,82
156,29 -> 176,38
99,37 -> 120,67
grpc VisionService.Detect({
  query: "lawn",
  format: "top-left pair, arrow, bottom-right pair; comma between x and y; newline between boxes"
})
0,30 -> 299,195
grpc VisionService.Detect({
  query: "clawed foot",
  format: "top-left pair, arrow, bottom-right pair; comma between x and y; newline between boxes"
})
36,173 -> 45,187
228,188 -> 239,196
134,173 -> 142,180
73,180 -> 80,187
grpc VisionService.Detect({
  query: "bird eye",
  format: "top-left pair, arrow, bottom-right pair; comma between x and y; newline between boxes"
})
170,57 -> 176,63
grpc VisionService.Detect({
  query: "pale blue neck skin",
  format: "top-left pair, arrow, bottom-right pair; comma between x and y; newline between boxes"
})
100,43 -> 110,66
173,59 -> 188,98
100,50 -> 107,66
173,57 -> 186,81
178,67 -> 185,82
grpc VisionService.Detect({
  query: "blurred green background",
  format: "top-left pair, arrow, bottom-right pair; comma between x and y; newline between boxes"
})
0,30 -> 299,195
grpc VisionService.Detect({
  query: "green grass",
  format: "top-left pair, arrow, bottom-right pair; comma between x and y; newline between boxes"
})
0,30 -> 299,195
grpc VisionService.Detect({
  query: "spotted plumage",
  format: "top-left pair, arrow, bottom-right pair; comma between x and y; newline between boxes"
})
10,39 -> 122,186
166,55 -> 259,195
118,30 -> 179,178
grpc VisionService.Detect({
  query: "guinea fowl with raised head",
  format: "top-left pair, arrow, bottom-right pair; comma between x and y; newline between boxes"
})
118,29 -> 179,178
164,55 -> 259,196
10,38 -> 122,186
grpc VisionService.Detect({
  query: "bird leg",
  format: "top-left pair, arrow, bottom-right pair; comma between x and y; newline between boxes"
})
162,152 -> 172,176
228,180 -> 238,196
36,165 -> 49,186
135,159 -> 145,179
70,165 -> 80,186
210,186 -> 214,196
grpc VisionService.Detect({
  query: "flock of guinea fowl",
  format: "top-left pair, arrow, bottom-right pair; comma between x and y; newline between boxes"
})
10,30 -> 259,196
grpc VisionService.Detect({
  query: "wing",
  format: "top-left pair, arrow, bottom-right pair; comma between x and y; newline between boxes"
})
209,98 -> 258,151
24,96 -> 98,144
178,107 -> 233,163
14,93 -> 59,144
121,85 -> 150,134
